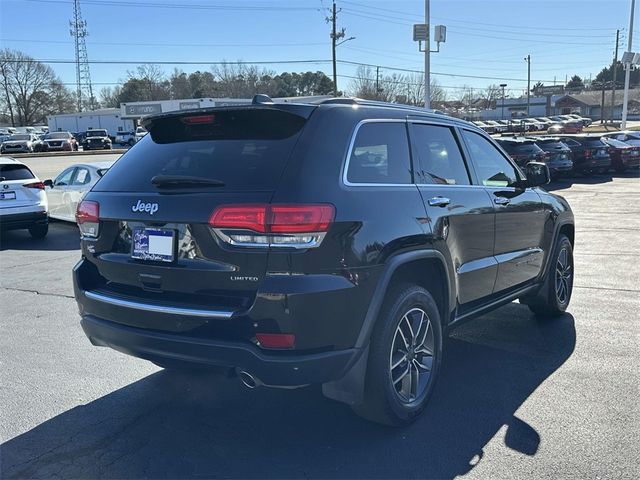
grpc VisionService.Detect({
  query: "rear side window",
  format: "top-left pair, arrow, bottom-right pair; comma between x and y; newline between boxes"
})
346,122 -> 411,184
94,109 -> 307,192
0,164 -> 35,181
410,124 -> 470,185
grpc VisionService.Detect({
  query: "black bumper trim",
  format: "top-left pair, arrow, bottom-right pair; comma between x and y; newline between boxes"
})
0,211 -> 47,230
81,315 -> 358,386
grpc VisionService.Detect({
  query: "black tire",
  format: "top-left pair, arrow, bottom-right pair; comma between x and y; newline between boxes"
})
525,234 -> 573,318
352,284 -> 443,426
28,222 -> 48,239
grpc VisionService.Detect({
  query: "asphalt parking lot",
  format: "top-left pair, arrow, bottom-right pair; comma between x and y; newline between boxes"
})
0,155 -> 638,479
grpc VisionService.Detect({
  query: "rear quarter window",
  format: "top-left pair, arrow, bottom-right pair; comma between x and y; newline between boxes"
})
346,122 -> 411,184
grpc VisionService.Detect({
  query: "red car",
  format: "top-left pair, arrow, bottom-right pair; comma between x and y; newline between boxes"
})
548,121 -> 583,134
42,131 -> 78,152
601,137 -> 640,172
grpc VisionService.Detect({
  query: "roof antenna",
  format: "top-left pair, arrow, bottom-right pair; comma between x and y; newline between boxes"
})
252,94 -> 274,105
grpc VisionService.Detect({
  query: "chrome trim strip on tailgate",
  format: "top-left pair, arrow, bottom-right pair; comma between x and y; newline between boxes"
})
83,290 -> 235,318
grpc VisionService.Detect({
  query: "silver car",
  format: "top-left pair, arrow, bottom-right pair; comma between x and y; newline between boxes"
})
1,133 -> 40,154
44,161 -> 114,222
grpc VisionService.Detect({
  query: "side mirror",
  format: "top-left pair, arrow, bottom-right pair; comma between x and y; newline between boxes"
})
43,179 -> 54,188
524,162 -> 550,187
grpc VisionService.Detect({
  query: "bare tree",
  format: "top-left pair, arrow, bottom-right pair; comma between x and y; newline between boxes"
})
478,84 -> 502,109
0,49 -> 72,125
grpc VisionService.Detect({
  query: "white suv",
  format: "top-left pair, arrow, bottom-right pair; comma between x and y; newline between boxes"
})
0,156 -> 49,238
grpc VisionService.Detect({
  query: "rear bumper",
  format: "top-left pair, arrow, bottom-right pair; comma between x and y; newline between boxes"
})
0,210 -> 47,230
575,156 -> 611,171
73,257 -> 374,384
80,315 -> 358,386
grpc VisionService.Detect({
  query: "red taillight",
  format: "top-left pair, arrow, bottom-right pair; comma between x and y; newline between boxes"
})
270,205 -> 334,233
210,204 -> 268,233
210,204 -> 334,234
181,114 -> 215,124
76,200 -> 100,237
255,333 -> 295,349
584,149 -> 592,158
23,181 -> 45,190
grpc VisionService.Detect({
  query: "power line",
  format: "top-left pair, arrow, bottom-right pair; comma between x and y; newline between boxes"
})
0,38 -> 327,48
21,0 -> 318,11
340,0 -> 617,31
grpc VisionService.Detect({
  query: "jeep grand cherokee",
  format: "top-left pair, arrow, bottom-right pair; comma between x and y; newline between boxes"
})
73,96 -> 575,426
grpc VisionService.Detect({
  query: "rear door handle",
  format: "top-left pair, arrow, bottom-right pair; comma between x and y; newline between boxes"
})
428,196 -> 451,207
494,197 -> 510,205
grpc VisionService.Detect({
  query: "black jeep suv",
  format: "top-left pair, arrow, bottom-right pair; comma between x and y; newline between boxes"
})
73,97 -> 575,426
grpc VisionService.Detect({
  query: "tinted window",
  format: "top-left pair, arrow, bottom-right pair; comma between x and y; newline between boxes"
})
10,134 -> 30,141
411,124 -> 470,185
95,109 -> 307,192
86,130 -> 108,137
347,122 -> 411,184
582,138 -> 605,147
497,141 -> 542,155
0,164 -> 35,180
44,132 -> 70,139
461,130 -> 519,187
536,141 -> 568,151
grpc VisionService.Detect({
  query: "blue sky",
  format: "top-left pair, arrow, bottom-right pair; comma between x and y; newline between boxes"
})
0,0 -> 635,99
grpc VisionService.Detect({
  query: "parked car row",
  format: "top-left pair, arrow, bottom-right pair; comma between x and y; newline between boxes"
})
494,131 -> 640,178
474,114 -> 590,135
0,128 -> 120,154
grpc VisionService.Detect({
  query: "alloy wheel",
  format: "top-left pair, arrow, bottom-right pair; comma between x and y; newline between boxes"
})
555,247 -> 572,305
389,307 -> 435,404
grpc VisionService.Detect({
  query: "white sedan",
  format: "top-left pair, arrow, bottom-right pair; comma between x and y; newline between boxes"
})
44,161 -> 114,222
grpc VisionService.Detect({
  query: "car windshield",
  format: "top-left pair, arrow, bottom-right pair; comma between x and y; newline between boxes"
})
10,134 -> 30,140
499,142 -> 542,154
44,132 -> 69,139
86,130 -> 107,137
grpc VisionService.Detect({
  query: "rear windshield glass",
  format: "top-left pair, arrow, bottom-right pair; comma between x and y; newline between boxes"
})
582,138 -> 605,146
498,142 -> 541,154
603,138 -> 629,148
536,141 -> 566,150
94,109 -> 307,192
0,164 -> 35,180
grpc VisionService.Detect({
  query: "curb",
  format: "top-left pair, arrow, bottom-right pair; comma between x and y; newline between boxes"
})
5,149 -> 127,159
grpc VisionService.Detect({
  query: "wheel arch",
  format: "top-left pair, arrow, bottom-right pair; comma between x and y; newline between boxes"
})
322,249 -> 454,406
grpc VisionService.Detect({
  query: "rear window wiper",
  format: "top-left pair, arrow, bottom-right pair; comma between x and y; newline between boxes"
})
151,175 -> 225,188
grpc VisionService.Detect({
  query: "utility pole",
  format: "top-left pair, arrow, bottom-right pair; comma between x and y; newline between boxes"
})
424,0 -> 431,108
69,0 -> 95,111
327,1 -> 350,97
375,66 -> 380,99
621,0 -> 636,129
500,83 -> 507,120
611,29 -> 620,124
601,82 -> 606,124
331,1 -> 338,96
525,54 -> 531,116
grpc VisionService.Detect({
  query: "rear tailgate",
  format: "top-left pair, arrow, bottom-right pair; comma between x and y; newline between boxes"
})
0,164 -> 39,210
78,106 -> 314,330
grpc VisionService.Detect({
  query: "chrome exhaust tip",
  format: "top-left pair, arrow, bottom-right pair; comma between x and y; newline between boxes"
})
238,370 -> 260,389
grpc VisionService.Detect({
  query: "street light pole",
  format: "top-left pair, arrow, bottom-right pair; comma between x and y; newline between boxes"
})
424,0 -> 430,108
500,83 -> 507,120
525,54 -> 531,116
621,0 -> 636,129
